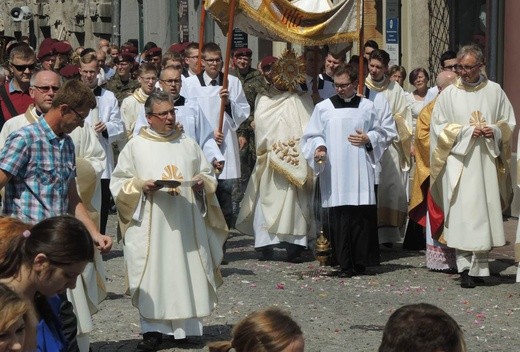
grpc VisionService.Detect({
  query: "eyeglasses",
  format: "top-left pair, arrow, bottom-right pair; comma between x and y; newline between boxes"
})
166,64 -> 183,70
139,76 -> 157,82
334,82 -> 354,89
149,108 -> 176,119
203,58 -> 222,64
160,79 -> 181,86
32,85 -> 60,93
456,63 -> 481,73
69,106 -> 87,120
10,63 -> 36,72
442,64 -> 457,71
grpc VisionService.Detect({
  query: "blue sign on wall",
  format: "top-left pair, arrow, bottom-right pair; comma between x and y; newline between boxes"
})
386,18 -> 399,44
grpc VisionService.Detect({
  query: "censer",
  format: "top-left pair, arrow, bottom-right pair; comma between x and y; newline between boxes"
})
313,157 -> 331,266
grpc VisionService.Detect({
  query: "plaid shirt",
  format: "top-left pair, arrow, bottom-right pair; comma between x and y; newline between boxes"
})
0,117 -> 76,224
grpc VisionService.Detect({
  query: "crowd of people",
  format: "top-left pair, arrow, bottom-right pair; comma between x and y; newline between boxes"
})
0,35 -> 516,351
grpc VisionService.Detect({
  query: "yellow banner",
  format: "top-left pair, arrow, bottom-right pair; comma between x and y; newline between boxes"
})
205,0 -> 361,45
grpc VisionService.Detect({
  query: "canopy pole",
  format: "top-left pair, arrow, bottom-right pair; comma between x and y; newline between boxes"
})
197,0 -> 206,74
357,0 -> 365,95
217,0 -> 237,134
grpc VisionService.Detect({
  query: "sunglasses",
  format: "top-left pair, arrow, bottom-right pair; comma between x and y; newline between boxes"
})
33,85 -> 60,93
10,63 -> 36,72
69,106 -> 87,121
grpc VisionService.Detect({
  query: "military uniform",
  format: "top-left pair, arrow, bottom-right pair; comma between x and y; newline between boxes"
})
232,67 -> 270,219
105,74 -> 140,107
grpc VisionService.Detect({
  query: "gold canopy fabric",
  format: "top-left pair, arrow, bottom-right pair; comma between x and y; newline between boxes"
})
205,0 -> 361,45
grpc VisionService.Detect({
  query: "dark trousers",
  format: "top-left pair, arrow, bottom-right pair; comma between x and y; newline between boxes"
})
328,205 -> 378,271
59,293 -> 80,352
100,178 -> 111,234
217,178 -> 236,229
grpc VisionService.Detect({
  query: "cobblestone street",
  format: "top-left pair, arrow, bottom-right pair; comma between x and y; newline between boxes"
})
90,215 -> 520,351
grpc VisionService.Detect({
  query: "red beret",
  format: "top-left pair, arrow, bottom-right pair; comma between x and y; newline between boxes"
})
121,45 -> 138,55
146,47 -> 162,58
114,52 -> 135,64
260,56 -> 277,70
59,64 -> 80,78
40,38 -> 57,49
53,41 -> 72,54
37,44 -> 55,60
169,43 -> 184,54
234,47 -> 252,58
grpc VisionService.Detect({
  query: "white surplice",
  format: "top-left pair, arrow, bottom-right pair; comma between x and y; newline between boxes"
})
110,128 -> 227,338
235,91 -> 314,248
302,95 -> 386,207
84,87 -> 125,179
182,73 -> 250,179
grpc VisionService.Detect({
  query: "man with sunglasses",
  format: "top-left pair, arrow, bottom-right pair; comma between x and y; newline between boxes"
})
0,44 -> 36,129
0,67 -> 109,352
0,78 -> 113,348
430,44 -> 515,289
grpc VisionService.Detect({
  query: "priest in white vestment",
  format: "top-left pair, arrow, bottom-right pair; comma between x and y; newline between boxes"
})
302,63 -> 387,277
365,49 -> 413,245
430,44 -> 515,288
110,91 -> 227,350
236,50 -> 315,262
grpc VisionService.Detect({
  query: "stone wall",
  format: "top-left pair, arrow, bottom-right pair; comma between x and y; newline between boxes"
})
0,0 -> 114,51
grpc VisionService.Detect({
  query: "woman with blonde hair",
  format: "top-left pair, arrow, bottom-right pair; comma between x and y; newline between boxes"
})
0,283 -> 28,352
0,215 -> 94,352
208,307 -> 304,352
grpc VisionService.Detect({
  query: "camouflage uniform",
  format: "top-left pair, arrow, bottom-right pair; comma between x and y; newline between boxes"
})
105,74 -> 140,106
232,67 -> 270,220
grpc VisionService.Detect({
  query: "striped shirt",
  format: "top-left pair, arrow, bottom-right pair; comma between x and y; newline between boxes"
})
0,117 -> 76,224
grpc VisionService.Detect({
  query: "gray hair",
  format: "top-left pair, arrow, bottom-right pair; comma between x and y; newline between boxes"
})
29,70 -> 63,87
144,91 -> 172,115
457,44 -> 484,64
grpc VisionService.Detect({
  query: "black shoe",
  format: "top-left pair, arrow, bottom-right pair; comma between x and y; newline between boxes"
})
337,269 -> 355,278
354,264 -> 366,274
137,332 -> 163,351
460,270 -> 476,289
470,276 -> 485,284
287,255 -> 303,264
381,242 -> 393,248
259,247 -> 274,261
438,268 -> 458,274
287,250 -> 303,263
